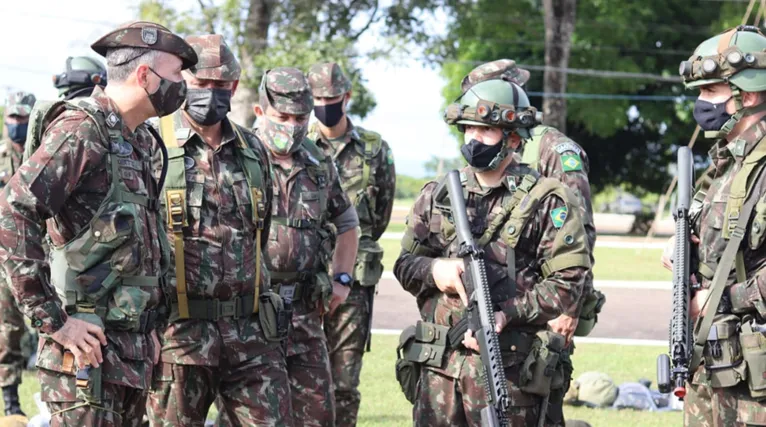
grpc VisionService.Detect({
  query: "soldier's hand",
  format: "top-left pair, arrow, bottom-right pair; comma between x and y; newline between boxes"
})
432,258 -> 468,306
548,314 -> 578,345
690,288 -> 710,319
661,234 -> 700,271
462,311 -> 507,352
328,282 -> 351,315
50,318 -> 107,369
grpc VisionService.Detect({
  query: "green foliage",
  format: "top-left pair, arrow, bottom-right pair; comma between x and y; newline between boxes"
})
425,0 -> 749,194
395,174 -> 429,200
422,155 -> 464,178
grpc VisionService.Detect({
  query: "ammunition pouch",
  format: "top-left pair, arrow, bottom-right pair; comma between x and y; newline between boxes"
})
520,330 -> 567,397
354,238 -> 384,287
574,289 -> 606,337
699,314 -> 746,388
395,321 -> 450,403
258,291 -> 289,343
395,325 -> 420,404
740,318 -> 766,398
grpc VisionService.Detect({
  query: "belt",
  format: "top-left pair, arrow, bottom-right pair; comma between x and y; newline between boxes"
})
171,293 -> 255,321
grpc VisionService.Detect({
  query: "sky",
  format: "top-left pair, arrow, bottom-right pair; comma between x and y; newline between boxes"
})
0,0 -> 456,178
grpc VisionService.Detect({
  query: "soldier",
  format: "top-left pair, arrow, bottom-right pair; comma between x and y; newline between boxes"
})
306,62 -> 396,427
394,77 -> 590,426
0,91 -> 36,419
54,56 -> 108,101
0,21 -> 197,426
145,34 -> 291,426
461,59 -> 601,427
254,67 -> 360,426
659,26 -> 766,426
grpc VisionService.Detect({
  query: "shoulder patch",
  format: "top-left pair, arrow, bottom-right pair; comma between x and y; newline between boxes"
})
554,142 -> 582,155
561,153 -> 583,172
550,206 -> 568,229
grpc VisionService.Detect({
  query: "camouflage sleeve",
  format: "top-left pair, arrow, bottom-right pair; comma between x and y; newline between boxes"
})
0,111 -> 108,334
538,135 -> 595,316
370,140 -> 396,241
500,191 -> 588,325
325,155 -> 354,224
393,182 -> 441,299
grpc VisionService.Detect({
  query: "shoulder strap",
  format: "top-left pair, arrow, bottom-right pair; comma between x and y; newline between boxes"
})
723,141 -> 766,241
356,127 -> 383,191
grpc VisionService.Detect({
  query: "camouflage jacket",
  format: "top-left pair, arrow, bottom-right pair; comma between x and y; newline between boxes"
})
311,119 -> 396,241
693,119 -> 766,310
523,125 -> 595,316
0,86 -> 166,388
395,164 -> 588,346
160,117 -> 277,366
259,133 -> 353,277
0,140 -> 23,185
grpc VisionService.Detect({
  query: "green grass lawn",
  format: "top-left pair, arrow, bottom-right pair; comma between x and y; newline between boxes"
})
9,337 -> 680,427
379,238 -> 671,283
384,223 -> 407,234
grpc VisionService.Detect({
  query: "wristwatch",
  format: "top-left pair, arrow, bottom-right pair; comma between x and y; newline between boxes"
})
334,272 -> 353,287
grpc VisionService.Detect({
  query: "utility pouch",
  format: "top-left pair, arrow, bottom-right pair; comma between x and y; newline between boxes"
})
355,239 -> 384,287
105,286 -> 151,332
574,289 -> 606,337
701,314 -> 746,388
520,330 -> 567,396
76,365 -> 103,405
396,325 -> 420,404
739,318 -> 766,398
311,271 -> 333,311
258,291 -> 289,342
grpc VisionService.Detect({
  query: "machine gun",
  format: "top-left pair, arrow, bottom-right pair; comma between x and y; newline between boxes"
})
444,170 -> 510,426
657,146 -> 694,399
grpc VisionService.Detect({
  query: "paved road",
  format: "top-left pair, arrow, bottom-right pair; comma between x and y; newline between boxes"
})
373,278 -> 670,341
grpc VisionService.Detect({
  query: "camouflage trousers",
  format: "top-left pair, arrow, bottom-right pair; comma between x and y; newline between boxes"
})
40,368 -> 146,427
147,347 -> 292,427
685,366 -> 766,426
545,342 -> 574,427
286,301 -> 335,427
323,284 -> 371,427
0,277 -> 25,388
413,350 -> 549,427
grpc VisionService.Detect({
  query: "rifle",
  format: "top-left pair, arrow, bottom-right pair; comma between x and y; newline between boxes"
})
657,146 -> 694,399
365,283 -> 375,352
443,170 -> 510,426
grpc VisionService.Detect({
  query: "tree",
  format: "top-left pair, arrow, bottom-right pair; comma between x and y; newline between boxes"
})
423,155 -> 464,178
137,0 -> 406,126
542,0 -> 576,133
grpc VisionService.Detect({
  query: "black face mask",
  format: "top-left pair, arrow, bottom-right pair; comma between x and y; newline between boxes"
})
314,99 -> 345,127
145,68 -> 187,118
460,138 -> 504,170
184,88 -> 232,126
693,97 -> 733,131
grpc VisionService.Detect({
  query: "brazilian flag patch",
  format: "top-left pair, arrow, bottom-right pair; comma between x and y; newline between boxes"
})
550,206 -> 568,229
561,154 -> 583,172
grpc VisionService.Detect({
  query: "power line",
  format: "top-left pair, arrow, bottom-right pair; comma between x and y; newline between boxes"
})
526,92 -> 694,101
454,37 -> 692,57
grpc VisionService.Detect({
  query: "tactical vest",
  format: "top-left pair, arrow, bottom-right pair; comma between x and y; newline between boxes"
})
521,125 -> 554,168
24,100 -> 63,163
44,99 -> 169,333
158,115 -> 267,320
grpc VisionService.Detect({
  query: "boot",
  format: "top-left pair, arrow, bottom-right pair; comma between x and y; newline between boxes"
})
2,385 -> 24,417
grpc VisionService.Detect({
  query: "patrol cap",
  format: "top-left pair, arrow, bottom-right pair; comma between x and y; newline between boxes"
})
307,62 -> 352,98
185,34 -> 241,81
259,67 -> 313,115
461,59 -> 531,92
5,91 -> 36,117
91,21 -> 198,70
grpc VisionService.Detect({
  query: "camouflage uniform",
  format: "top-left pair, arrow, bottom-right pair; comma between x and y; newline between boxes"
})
307,62 -> 397,427
145,34 -> 291,427
257,67 -> 358,427
0,92 -> 35,417
395,163 -> 589,426
462,59 -> 597,427
0,22 -> 197,427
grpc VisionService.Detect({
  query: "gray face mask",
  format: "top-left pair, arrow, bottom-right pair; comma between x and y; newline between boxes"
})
184,88 -> 232,126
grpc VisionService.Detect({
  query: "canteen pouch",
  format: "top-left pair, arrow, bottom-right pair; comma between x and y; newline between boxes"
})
574,289 -> 606,337
520,330 -> 567,396
354,239 -> 384,287
396,325 -> 420,404
739,319 -> 766,398
701,314 -> 746,388
258,291 -> 289,342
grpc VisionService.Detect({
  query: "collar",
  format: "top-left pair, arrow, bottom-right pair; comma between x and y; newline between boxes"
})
90,86 -> 135,141
177,115 -> 237,149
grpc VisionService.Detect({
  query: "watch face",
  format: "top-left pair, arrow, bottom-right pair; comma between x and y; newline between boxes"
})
337,273 -> 353,285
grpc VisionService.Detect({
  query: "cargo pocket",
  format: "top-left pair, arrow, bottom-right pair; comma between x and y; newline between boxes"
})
102,333 -> 149,389
105,286 -> 151,332
701,314 -> 746,388
741,321 -> 766,398
355,240 -> 384,287
737,397 -> 766,425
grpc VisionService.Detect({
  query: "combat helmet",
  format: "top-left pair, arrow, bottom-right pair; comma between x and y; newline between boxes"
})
680,25 -> 766,138
444,79 -> 540,171
53,56 -> 107,99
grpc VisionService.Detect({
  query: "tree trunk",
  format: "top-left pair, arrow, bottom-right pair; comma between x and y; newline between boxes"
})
542,0 -> 576,134
230,0 -> 273,128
